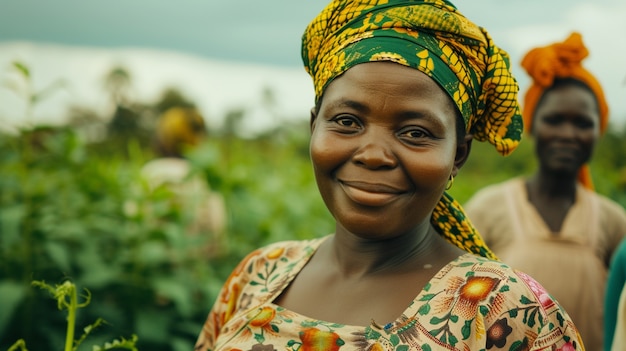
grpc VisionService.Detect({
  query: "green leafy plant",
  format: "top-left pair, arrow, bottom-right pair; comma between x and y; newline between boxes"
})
8,280 -> 138,351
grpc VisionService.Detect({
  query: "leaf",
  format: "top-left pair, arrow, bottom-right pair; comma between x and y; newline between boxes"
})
0,282 -> 26,333
461,319 -> 472,339
254,333 -> 265,344
0,204 -> 25,249
430,316 -> 445,324
92,334 -> 138,351
448,334 -> 458,346
135,309 -> 169,343
44,241 -> 71,272
418,293 -> 436,301
390,333 -> 400,346
74,318 -> 106,350
12,61 -> 30,78
7,339 -> 27,351
418,303 -> 431,315
153,277 -> 193,317
364,328 -> 381,340
509,340 -> 523,351
556,311 -> 565,327
479,305 -> 489,316
528,309 -> 537,328
519,295 -> 533,305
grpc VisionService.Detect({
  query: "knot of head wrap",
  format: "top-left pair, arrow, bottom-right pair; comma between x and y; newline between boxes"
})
521,32 -> 609,132
302,0 -> 525,260
521,32 -> 608,190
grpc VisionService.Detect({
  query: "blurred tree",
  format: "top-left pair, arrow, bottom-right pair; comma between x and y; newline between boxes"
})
104,66 -> 132,107
154,87 -> 196,116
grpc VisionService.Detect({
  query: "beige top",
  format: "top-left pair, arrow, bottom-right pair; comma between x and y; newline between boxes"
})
464,177 -> 626,351
137,157 -> 227,258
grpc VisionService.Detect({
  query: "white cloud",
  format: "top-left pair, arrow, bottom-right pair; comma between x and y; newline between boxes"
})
0,42 -> 315,135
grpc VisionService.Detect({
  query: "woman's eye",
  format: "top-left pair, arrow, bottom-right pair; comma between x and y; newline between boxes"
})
333,116 -> 360,129
574,117 -> 595,129
542,116 -> 561,126
399,129 -> 427,139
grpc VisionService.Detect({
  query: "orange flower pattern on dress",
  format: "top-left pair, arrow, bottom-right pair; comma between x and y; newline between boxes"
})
299,328 -> 344,351
194,239 -> 586,351
456,276 -> 500,319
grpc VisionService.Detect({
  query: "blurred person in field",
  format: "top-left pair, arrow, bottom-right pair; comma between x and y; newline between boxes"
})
136,106 -> 227,258
464,32 -> 626,351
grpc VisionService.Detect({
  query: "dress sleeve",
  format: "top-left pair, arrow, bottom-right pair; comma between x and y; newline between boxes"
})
513,270 -> 586,351
194,249 -> 264,351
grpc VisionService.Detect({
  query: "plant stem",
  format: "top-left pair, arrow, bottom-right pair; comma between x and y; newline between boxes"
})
65,284 -> 77,351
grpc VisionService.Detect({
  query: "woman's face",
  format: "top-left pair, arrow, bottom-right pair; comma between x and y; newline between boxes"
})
532,85 -> 600,177
310,62 -> 470,239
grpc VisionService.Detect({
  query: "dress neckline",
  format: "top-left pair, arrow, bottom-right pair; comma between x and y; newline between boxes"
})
265,236 -> 474,329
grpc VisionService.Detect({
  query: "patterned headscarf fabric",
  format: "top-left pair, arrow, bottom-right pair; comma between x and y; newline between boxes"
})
521,32 -> 608,190
302,0 -> 525,260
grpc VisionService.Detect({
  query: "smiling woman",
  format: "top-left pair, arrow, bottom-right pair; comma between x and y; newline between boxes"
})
193,1 -> 586,351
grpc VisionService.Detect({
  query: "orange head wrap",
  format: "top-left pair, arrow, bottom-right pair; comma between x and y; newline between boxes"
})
520,32 -> 608,190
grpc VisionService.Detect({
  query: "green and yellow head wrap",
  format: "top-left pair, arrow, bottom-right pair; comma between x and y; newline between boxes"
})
302,0 -> 524,260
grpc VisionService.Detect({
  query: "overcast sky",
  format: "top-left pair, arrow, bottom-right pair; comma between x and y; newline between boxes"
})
1,0 -> 626,126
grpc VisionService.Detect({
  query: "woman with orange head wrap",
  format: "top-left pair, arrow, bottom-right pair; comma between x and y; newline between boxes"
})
465,32 -> 626,351
195,2 -> 586,350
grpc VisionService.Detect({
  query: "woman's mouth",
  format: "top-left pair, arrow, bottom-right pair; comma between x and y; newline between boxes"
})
339,180 -> 405,207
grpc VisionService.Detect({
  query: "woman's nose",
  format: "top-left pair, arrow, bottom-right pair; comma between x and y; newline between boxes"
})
553,122 -> 582,140
351,134 -> 397,169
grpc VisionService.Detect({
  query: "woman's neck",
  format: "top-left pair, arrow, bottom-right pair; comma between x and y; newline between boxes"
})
328,222 -> 463,279
528,170 -> 577,198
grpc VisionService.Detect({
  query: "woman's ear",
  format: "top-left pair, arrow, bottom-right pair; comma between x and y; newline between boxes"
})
310,107 -> 318,132
452,134 -> 473,176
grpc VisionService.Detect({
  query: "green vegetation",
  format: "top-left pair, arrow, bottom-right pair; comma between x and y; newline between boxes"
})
1,61 -> 625,350
8,280 -> 138,351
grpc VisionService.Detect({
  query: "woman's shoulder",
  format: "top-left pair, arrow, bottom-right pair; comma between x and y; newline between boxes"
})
448,254 -> 575,322
438,254 -> 583,349
230,237 -> 327,277
592,191 -> 626,220
248,237 -> 326,259
464,177 -> 524,207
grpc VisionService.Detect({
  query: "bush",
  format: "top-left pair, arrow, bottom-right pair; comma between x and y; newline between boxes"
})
0,124 -> 333,351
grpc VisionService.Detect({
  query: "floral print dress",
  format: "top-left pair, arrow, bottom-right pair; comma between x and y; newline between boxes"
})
195,237 -> 584,351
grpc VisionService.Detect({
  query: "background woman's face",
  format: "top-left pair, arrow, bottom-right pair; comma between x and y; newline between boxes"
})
532,85 -> 600,177
309,62 -> 465,239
